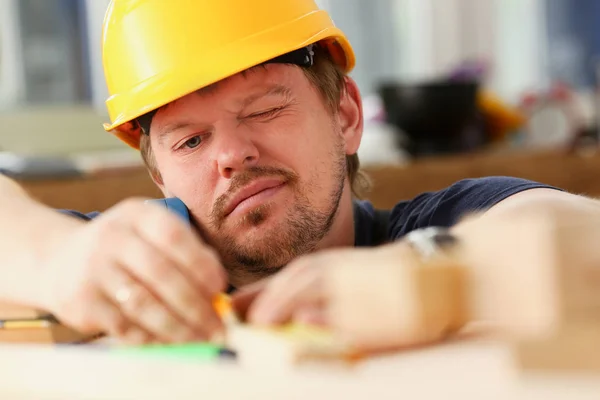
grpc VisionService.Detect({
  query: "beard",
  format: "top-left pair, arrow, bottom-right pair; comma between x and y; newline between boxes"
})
197,145 -> 347,282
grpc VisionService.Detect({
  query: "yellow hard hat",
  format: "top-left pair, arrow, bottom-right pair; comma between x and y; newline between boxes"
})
101,0 -> 356,149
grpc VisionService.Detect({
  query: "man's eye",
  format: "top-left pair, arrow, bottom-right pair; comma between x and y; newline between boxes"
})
184,136 -> 202,148
249,107 -> 283,119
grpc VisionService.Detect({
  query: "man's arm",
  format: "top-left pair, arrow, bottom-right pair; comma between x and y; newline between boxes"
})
477,187 -> 600,221
238,185 -> 600,352
387,176 -> 559,240
0,175 -> 84,309
0,174 -> 228,343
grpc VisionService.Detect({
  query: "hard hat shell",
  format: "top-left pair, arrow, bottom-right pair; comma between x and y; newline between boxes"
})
101,0 -> 356,149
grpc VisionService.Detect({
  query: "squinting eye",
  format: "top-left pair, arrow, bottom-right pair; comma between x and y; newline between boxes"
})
184,136 -> 202,149
249,107 -> 283,119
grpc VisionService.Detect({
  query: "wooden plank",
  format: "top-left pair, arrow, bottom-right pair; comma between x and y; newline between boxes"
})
0,301 -> 90,344
455,209 -> 600,372
0,325 -> 88,344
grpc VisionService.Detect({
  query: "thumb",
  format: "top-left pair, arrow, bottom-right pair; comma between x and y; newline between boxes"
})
230,277 -> 272,321
294,304 -> 329,327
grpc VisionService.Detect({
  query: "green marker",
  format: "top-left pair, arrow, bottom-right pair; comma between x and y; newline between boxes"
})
112,343 -> 237,362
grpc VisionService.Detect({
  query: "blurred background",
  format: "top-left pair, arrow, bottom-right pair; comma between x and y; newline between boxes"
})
1,0 -> 600,211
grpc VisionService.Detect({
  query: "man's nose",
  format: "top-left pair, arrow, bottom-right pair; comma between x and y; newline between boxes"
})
212,128 -> 260,179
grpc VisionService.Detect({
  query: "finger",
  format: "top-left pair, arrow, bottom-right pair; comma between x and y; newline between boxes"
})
135,206 -> 227,295
248,260 -> 324,325
293,304 -> 329,327
116,233 -> 223,337
119,327 -> 157,345
86,287 -> 157,345
99,262 -> 201,343
230,277 -> 272,320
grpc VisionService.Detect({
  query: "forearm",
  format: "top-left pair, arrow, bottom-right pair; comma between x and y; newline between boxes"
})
452,188 -> 600,334
475,188 -> 600,222
0,175 -> 83,309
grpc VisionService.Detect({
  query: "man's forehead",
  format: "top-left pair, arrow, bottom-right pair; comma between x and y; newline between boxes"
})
196,63 -> 299,98
151,65 -> 300,140
163,64 -> 300,111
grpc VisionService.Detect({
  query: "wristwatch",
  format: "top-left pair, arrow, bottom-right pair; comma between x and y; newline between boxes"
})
404,227 -> 459,260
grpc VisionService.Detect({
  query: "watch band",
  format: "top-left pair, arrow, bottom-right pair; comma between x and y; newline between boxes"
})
404,227 -> 459,260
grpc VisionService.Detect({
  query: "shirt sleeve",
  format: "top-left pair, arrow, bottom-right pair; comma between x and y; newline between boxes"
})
57,209 -> 101,221
388,176 -> 562,240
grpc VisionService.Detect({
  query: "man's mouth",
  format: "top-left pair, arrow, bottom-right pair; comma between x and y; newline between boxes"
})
223,178 -> 286,217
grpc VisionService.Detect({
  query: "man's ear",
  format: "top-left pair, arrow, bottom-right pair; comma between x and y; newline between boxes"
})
148,169 -> 170,197
337,76 -> 364,156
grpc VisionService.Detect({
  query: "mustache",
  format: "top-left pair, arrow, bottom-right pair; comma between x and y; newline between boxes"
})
211,166 -> 297,223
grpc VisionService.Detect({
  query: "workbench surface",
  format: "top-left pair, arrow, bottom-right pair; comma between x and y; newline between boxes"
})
1,337 -> 598,400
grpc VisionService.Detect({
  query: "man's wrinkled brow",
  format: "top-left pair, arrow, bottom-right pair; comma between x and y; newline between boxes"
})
156,121 -> 195,146
156,84 -> 293,145
239,84 -> 293,108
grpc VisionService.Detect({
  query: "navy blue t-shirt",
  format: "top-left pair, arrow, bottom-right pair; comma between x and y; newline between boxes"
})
353,176 -> 559,246
61,176 -> 558,245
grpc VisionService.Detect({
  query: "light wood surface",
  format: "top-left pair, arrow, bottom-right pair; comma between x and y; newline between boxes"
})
0,337 -> 599,400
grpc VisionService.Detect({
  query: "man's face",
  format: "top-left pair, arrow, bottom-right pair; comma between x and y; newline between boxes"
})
150,64 -> 361,281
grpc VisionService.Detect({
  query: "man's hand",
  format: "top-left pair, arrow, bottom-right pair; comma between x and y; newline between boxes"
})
233,255 -> 328,327
235,248 -> 399,328
234,243 -> 468,352
41,199 -> 227,344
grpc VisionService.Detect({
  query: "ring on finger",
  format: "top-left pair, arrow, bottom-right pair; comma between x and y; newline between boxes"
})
115,285 -> 133,305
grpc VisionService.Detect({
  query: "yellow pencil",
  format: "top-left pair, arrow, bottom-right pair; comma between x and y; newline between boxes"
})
212,293 -> 240,325
0,319 -> 53,329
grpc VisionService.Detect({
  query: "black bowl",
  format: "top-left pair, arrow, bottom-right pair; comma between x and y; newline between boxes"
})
378,80 -> 483,156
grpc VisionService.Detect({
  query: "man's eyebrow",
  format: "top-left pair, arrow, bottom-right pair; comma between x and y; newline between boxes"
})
241,84 -> 292,108
156,121 -> 194,146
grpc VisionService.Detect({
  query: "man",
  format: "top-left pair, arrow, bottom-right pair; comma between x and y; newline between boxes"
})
0,0 -> 594,347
